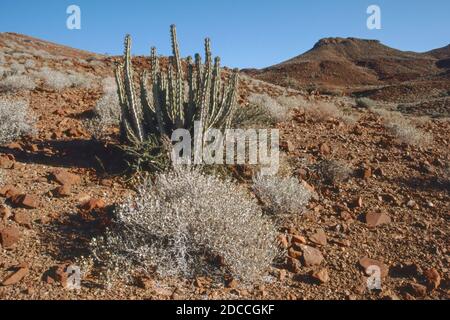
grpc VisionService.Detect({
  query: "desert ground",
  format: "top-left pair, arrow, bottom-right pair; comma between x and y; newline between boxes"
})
0,32 -> 449,300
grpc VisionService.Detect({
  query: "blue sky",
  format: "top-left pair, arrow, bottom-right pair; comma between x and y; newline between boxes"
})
0,0 -> 449,68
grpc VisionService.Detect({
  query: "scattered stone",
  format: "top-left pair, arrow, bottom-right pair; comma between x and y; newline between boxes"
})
0,154 -> 15,169
300,245 -> 324,266
423,268 -> 441,290
278,269 -> 286,281
286,257 -> 301,273
359,257 -> 389,278
406,199 -> 419,209
0,204 -> 12,223
407,283 -> 427,297
319,143 -> 331,155
0,185 -> 21,199
291,235 -> 307,246
277,234 -> 289,249
309,229 -> 327,246
0,227 -> 20,249
1,263 -> 29,286
135,276 -> 154,290
354,196 -> 363,208
225,278 -> 238,289
365,211 -> 391,228
14,212 -> 32,228
311,268 -> 330,284
363,166 -> 372,180
11,194 -> 39,209
50,169 -> 81,186
80,198 -> 106,211
288,248 -> 302,260
52,184 -> 72,198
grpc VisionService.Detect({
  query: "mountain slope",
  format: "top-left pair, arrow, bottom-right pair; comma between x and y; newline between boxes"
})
243,37 -> 449,91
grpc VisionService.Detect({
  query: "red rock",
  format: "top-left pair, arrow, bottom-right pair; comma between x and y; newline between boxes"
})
14,212 -> 32,228
288,248 -> 303,260
11,194 -> 39,209
277,234 -> 289,249
0,185 -> 21,199
278,269 -> 286,281
359,257 -> 389,278
311,268 -> 329,283
225,278 -> 238,289
80,198 -> 106,211
363,166 -> 372,180
423,268 -> 441,290
286,257 -> 301,273
354,196 -> 363,208
52,184 -> 72,197
0,205 -> 12,223
291,235 -> 307,245
6,142 -> 22,151
300,245 -> 324,266
319,143 -> 331,156
135,276 -> 154,290
1,263 -> 29,286
50,169 -> 81,186
309,229 -> 327,246
0,227 -> 20,248
0,155 -> 14,169
365,211 -> 391,228
408,283 -> 427,297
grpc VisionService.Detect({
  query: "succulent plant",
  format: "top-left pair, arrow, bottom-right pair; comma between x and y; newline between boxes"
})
114,25 -> 239,171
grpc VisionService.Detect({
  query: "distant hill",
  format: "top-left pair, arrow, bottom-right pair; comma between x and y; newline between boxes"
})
243,37 -> 450,93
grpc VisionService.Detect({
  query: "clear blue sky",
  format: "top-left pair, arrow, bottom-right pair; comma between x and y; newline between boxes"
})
1,0 -> 449,68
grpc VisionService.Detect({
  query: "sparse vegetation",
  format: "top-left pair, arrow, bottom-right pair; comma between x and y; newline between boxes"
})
114,25 -> 239,171
247,93 -> 292,123
33,67 -> 94,90
0,98 -> 36,144
356,97 -> 376,108
0,74 -> 36,92
89,168 -> 279,282
252,174 -> 311,215
372,108 -> 433,147
87,78 -> 121,139
313,159 -> 353,185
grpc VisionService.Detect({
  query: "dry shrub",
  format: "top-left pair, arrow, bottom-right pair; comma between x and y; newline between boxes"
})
33,67 -> 94,90
372,108 -> 433,147
89,168 -> 279,283
85,77 -> 120,139
0,98 -> 36,144
313,159 -> 353,185
248,93 -> 292,123
252,175 -> 311,214
0,75 -> 36,92
356,97 -> 376,109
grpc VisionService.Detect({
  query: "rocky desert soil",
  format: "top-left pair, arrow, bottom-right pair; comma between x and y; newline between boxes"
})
0,33 -> 449,300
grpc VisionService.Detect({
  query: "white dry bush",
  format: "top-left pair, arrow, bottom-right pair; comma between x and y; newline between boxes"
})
33,67 -> 94,90
0,98 -> 36,144
86,77 -> 120,138
252,175 -> 311,215
372,108 -> 433,147
89,168 -> 279,282
248,93 -> 292,123
0,75 -> 36,92
306,101 -> 358,125
9,62 -> 26,75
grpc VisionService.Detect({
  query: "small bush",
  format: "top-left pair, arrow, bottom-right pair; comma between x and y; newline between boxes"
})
372,109 -> 433,147
314,159 -> 353,185
356,97 -> 376,108
0,98 -> 36,144
252,175 -> 311,215
33,67 -> 94,90
89,168 -> 279,282
86,78 -> 121,139
0,75 -> 36,92
248,93 -> 292,123
306,101 -> 341,122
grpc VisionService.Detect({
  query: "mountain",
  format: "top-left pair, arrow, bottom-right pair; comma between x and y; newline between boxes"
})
243,37 -> 450,93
